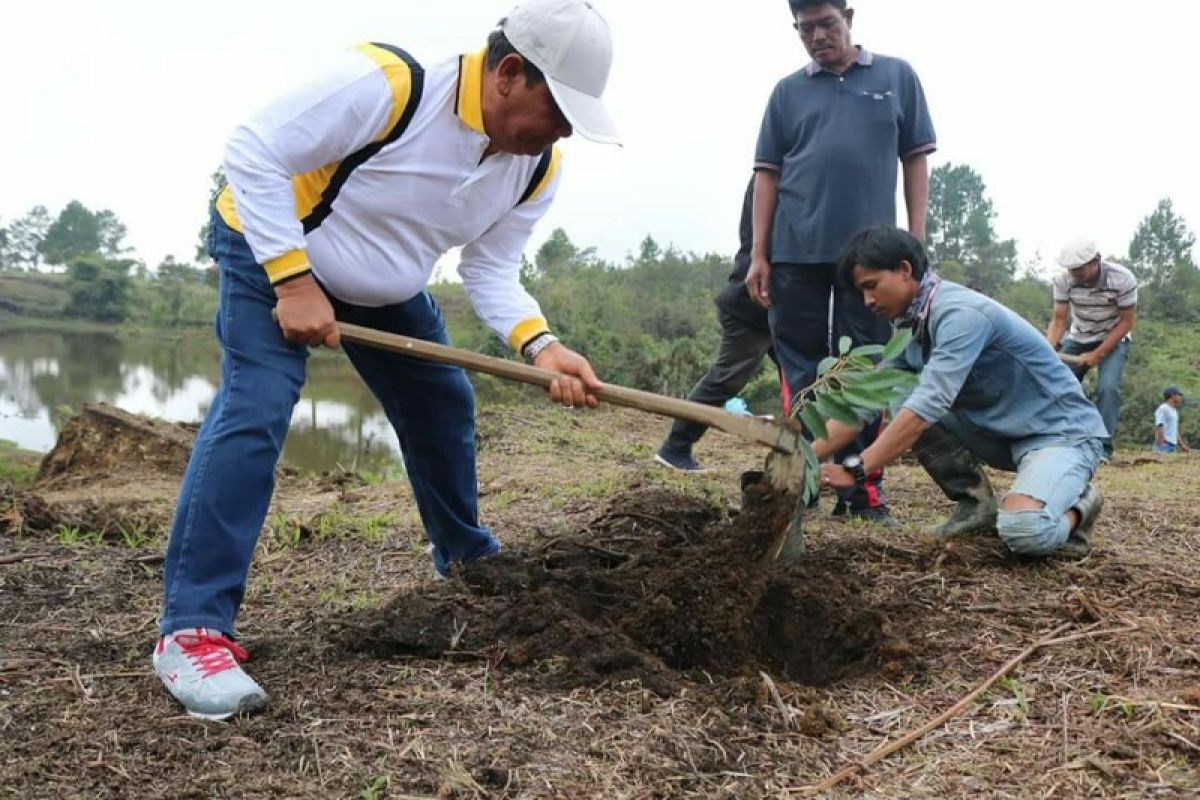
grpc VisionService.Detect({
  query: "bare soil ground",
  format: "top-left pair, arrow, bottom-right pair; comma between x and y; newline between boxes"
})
2,402 -> 1198,798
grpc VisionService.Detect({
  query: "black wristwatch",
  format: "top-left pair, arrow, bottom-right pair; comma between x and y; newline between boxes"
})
841,454 -> 868,486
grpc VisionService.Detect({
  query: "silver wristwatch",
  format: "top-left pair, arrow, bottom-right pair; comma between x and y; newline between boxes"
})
841,454 -> 868,485
522,332 -> 559,364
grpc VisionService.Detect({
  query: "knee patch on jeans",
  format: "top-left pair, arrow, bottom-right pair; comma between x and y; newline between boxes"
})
997,509 -> 1069,556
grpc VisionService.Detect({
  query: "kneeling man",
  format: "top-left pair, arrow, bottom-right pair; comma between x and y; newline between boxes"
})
816,227 -> 1105,557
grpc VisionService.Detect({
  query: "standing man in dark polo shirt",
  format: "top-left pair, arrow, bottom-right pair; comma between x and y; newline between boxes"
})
745,0 -> 936,524
654,176 -> 777,472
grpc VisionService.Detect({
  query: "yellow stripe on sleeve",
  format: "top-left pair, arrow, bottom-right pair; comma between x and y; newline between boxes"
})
508,317 -> 551,353
264,249 -> 312,285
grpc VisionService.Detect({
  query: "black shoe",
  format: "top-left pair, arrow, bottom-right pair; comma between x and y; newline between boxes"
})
830,499 -> 848,517
654,444 -> 708,473
847,505 -> 897,528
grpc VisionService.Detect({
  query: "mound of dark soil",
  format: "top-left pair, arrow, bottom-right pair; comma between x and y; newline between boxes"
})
339,486 -> 904,694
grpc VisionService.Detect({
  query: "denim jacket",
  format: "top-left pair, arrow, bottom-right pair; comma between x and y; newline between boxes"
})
895,281 -> 1106,458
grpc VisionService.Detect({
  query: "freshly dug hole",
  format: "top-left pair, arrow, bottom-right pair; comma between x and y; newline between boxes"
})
343,486 -> 896,691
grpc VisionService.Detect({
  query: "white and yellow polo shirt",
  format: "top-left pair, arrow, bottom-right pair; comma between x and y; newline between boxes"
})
216,44 -> 561,352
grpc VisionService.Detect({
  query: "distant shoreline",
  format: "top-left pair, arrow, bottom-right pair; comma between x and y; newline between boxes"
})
0,438 -> 42,484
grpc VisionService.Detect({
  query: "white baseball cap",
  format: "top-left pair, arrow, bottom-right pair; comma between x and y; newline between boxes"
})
1057,235 -> 1101,269
501,0 -> 620,145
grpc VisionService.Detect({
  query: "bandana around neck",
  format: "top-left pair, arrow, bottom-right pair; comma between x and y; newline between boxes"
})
895,270 -> 941,334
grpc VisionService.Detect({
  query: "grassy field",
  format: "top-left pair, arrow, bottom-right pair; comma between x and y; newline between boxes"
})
1,404 -> 1197,798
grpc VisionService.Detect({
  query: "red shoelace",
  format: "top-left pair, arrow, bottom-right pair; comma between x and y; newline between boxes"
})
174,631 -> 251,678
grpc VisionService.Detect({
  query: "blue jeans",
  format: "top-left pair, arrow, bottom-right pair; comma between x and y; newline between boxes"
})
769,263 -> 894,510
939,413 -> 1103,556
1059,337 -> 1129,457
1153,441 -> 1178,454
160,213 -> 499,636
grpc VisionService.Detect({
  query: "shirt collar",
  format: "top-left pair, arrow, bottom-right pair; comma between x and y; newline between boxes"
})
455,48 -> 487,135
804,46 -> 873,77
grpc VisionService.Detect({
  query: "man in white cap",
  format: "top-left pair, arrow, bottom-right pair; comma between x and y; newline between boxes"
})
1045,236 -> 1138,460
152,0 -> 619,721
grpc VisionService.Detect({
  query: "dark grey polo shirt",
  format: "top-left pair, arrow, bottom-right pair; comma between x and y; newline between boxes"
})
755,48 -> 936,264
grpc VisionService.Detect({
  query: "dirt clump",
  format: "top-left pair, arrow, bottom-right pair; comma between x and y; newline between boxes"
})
2,404 -> 197,539
33,402 -> 196,488
341,486 -> 895,693
4,404 -> 365,541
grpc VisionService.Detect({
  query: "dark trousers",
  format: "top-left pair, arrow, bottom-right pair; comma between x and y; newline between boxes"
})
768,262 -> 894,510
665,282 -> 775,450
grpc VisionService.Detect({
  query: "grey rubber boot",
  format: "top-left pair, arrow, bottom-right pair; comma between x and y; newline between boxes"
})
912,423 -> 998,540
1059,483 -> 1103,556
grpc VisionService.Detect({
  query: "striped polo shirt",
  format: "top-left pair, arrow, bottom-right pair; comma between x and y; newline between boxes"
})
216,44 -> 561,352
1051,259 -> 1138,344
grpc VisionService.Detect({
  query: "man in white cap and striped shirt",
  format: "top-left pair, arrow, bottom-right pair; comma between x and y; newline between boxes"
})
152,0 -> 620,721
1045,235 -> 1138,460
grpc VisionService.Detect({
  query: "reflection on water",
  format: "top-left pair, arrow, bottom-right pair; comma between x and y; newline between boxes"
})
0,330 -> 406,473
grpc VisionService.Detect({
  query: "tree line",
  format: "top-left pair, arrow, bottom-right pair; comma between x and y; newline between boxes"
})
924,164 -> 1199,326
2,164 -> 1197,445
445,164 -> 1200,445
0,198 -> 215,327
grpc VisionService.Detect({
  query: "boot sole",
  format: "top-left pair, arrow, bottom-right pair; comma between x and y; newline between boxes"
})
919,524 -> 996,544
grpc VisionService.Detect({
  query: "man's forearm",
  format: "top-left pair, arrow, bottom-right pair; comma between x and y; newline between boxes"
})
811,419 -> 863,461
1091,318 -> 1133,360
751,170 -> 779,259
811,408 -> 931,474
1045,319 -> 1066,348
903,154 -> 930,241
860,409 -> 930,474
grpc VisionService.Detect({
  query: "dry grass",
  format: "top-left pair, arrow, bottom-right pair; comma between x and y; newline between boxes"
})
1,405 -> 1198,798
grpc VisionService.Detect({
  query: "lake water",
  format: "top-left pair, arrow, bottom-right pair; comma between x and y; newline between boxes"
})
0,329 -> 423,473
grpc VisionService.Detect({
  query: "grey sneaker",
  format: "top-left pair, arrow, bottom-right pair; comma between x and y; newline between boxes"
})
152,628 -> 268,721
1060,483 -> 1103,556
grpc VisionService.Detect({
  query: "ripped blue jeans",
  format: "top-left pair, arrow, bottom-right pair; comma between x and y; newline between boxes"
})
940,413 -> 1104,556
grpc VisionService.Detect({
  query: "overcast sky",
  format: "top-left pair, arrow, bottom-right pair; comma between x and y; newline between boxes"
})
3,1 -> 1197,278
